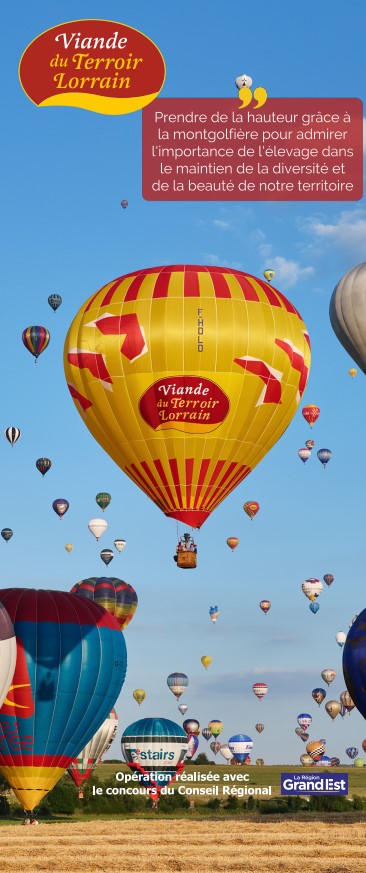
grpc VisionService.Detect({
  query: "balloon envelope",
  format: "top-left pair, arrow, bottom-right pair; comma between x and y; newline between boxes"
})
219,743 -> 233,762
243,501 -> 260,519
208,720 -> 223,738
183,719 -> 200,737
336,632 -> 346,647
252,683 -> 268,700
178,704 -> 188,716
227,537 -> 239,550
22,326 -> 50,360
133,689 -> 146,706
68,709 -> 118,790
325,700 -> 341,720
48,294 -> 62,312
70,577 -> 138,632
312,688 -> 326,705
52,498 -> 69,519
0,588 -> 127,813
1,529 -> 13,543
36,458 -> 52,477
297,713 -> 312,730
228,734 -> 253,763
317,448 -> 332,467
329,262 -> 366,374
343,609 -> 366,720
259,600 -> 271,614
95,492 -> 111,512
209,606 -> 219,623
202,728 -> 211,741
100,549 -> 114,566
121,717 -> 188,793
0,604 -> 16,709
88,518 -> 108,540
302,405 -> 320,427
298,447 -> 311,463
64,265 -> 310,529
201,656 -> 212,670
114,539 -> 126,553
167,672 -> 188,700
4,428 -> 20,446
321,669 -> 336,686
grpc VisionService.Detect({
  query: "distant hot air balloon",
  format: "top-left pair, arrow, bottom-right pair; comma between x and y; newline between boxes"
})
186,735 -> 199,759
306,740 -> 326,761
312,688 -> 326,706
300,733 -> 309,743
210,741 -> 221,755
36,458 -> 52,477
339,704 -> 347,718
133,689 -> 146,706
298,447 -> 311,464
201,656 -> 212,670
121,200 -> 128,209
88,518 -> 108,541
297,713 -> 312,731
263,269 -> 275,283
64,265 -> 311,530
219,744 -> 233,762
121,717 -> 188,806
310,602 -> 320,614
302,405 -> 320,427
329,263 -> 366,374
48,294 -> 62,312
256,724 -> 264,734
346,747 -> 358,760
295,727 -> 306,738
178,704 -> 188,716
52,498 -> 69,519
331,757 -> 340,766
321,669 -> 336,686
302,578 -> 323,601
209,606 -> 219,624
362,740 -> 366,754
252,682 -> 268,700
95,492 -> 111,512
300,754 -> 314,766
167,673 -> 188,701
1,529 -> 13,543
0,588 -> 126,818
349,615 -> 359,628
65,544 -> 73,553
4,427 -> 20,447
68,709 -> 118,797
349,368 -> 357,378
259,600 -> 271,615
340,690 -> 355,713
114,539 -> 126,553
325,700 -> 341,720
208,720 -> 223,738
316,756 -> 331,767
305,439 -> 315,450
228,734 -> 253,763
100,549 -> 114,566
243,501 -> 260,520
202,728 -> 211,741
70,577 -> 138,632
317,448 -> 332,468
353,757 -> 365,767
183,719 -> 200,737
22,326 -> 50,362
336,631 -> 346,647
227,537 -> 239,551
256,758 -> 265,766
323,574 -> 334,587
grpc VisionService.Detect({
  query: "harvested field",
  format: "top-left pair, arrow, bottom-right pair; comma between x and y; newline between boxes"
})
0,819 -> 365,872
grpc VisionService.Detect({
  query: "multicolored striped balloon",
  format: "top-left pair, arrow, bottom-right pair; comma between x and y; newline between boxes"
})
70,577 -> 138,631
22,326 -> 50,361
0,588 -> 126,814
64,265 -> 310,529
68,709 -> 118,796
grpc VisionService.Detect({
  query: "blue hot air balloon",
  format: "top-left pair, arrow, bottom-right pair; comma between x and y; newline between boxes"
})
346,747 -> 358,760
297,713 -> 312,730
0,588 -> 127,816
310,602 -> 320,614
312,688 -> 327,706
228,734 -> 253,763
48,294 -> 62,312
167,672 -> 189,701
121,717 -> 188,805
317,448 -> 332,468
186,735 -> 199,759
202,728 -> 212,741
315,755 -> 331,767
343,608 -> 366,720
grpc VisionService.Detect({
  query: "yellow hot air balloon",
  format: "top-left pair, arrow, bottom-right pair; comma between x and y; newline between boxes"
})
349,368 -> 357,378
65,544 -> 73,553
201,656 -> 212,670
64,265 -> 311,528
263,269 -> 275,283
133,689 -> 146,706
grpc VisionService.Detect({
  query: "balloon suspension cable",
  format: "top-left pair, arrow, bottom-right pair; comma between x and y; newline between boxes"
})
128,759 -> 186,807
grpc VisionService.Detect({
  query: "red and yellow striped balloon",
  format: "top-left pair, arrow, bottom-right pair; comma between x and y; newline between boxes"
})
64,265 -> 311,528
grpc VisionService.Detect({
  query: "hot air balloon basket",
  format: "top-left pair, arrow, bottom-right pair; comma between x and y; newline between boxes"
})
177,552 -> 197,569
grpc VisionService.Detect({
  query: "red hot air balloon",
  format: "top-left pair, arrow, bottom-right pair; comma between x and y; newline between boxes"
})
259,600 -> 271,615
22,326 -> 50,362
302,405 -> 320,427
252,682 -> 268,700
227,537 -> 239,551
243,501 -> 260,520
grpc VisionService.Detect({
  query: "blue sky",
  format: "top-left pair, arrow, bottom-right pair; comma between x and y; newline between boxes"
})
1,0 -> 366,765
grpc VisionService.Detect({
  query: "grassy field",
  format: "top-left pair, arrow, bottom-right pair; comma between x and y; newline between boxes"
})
96,762 -> 366,800
0,819 -> 366,872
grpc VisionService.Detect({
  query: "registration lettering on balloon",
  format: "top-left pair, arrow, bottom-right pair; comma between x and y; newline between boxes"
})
139,377 -> 229,432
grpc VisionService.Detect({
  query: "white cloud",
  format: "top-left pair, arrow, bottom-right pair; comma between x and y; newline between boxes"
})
265,255 -> 314,288
201,252 -> 243,270
304,208 -> 366,258
210,219 -> 232,229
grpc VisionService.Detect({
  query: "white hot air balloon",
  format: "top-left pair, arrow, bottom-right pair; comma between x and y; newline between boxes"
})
114,539 -> 126,553
336,631 -> 346,648
68,709 -> 118,797
301,578 -> 323,601
88,518 -> 108,541
329,262 -> 366,374
219,743 -> 234,762
178,704 -> 188,716
235,74 -> 253,89
298,447 -> 311,464
4,427 -> 21,447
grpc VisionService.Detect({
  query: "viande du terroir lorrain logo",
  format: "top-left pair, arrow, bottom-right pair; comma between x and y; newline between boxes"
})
280,773 -> 348,796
